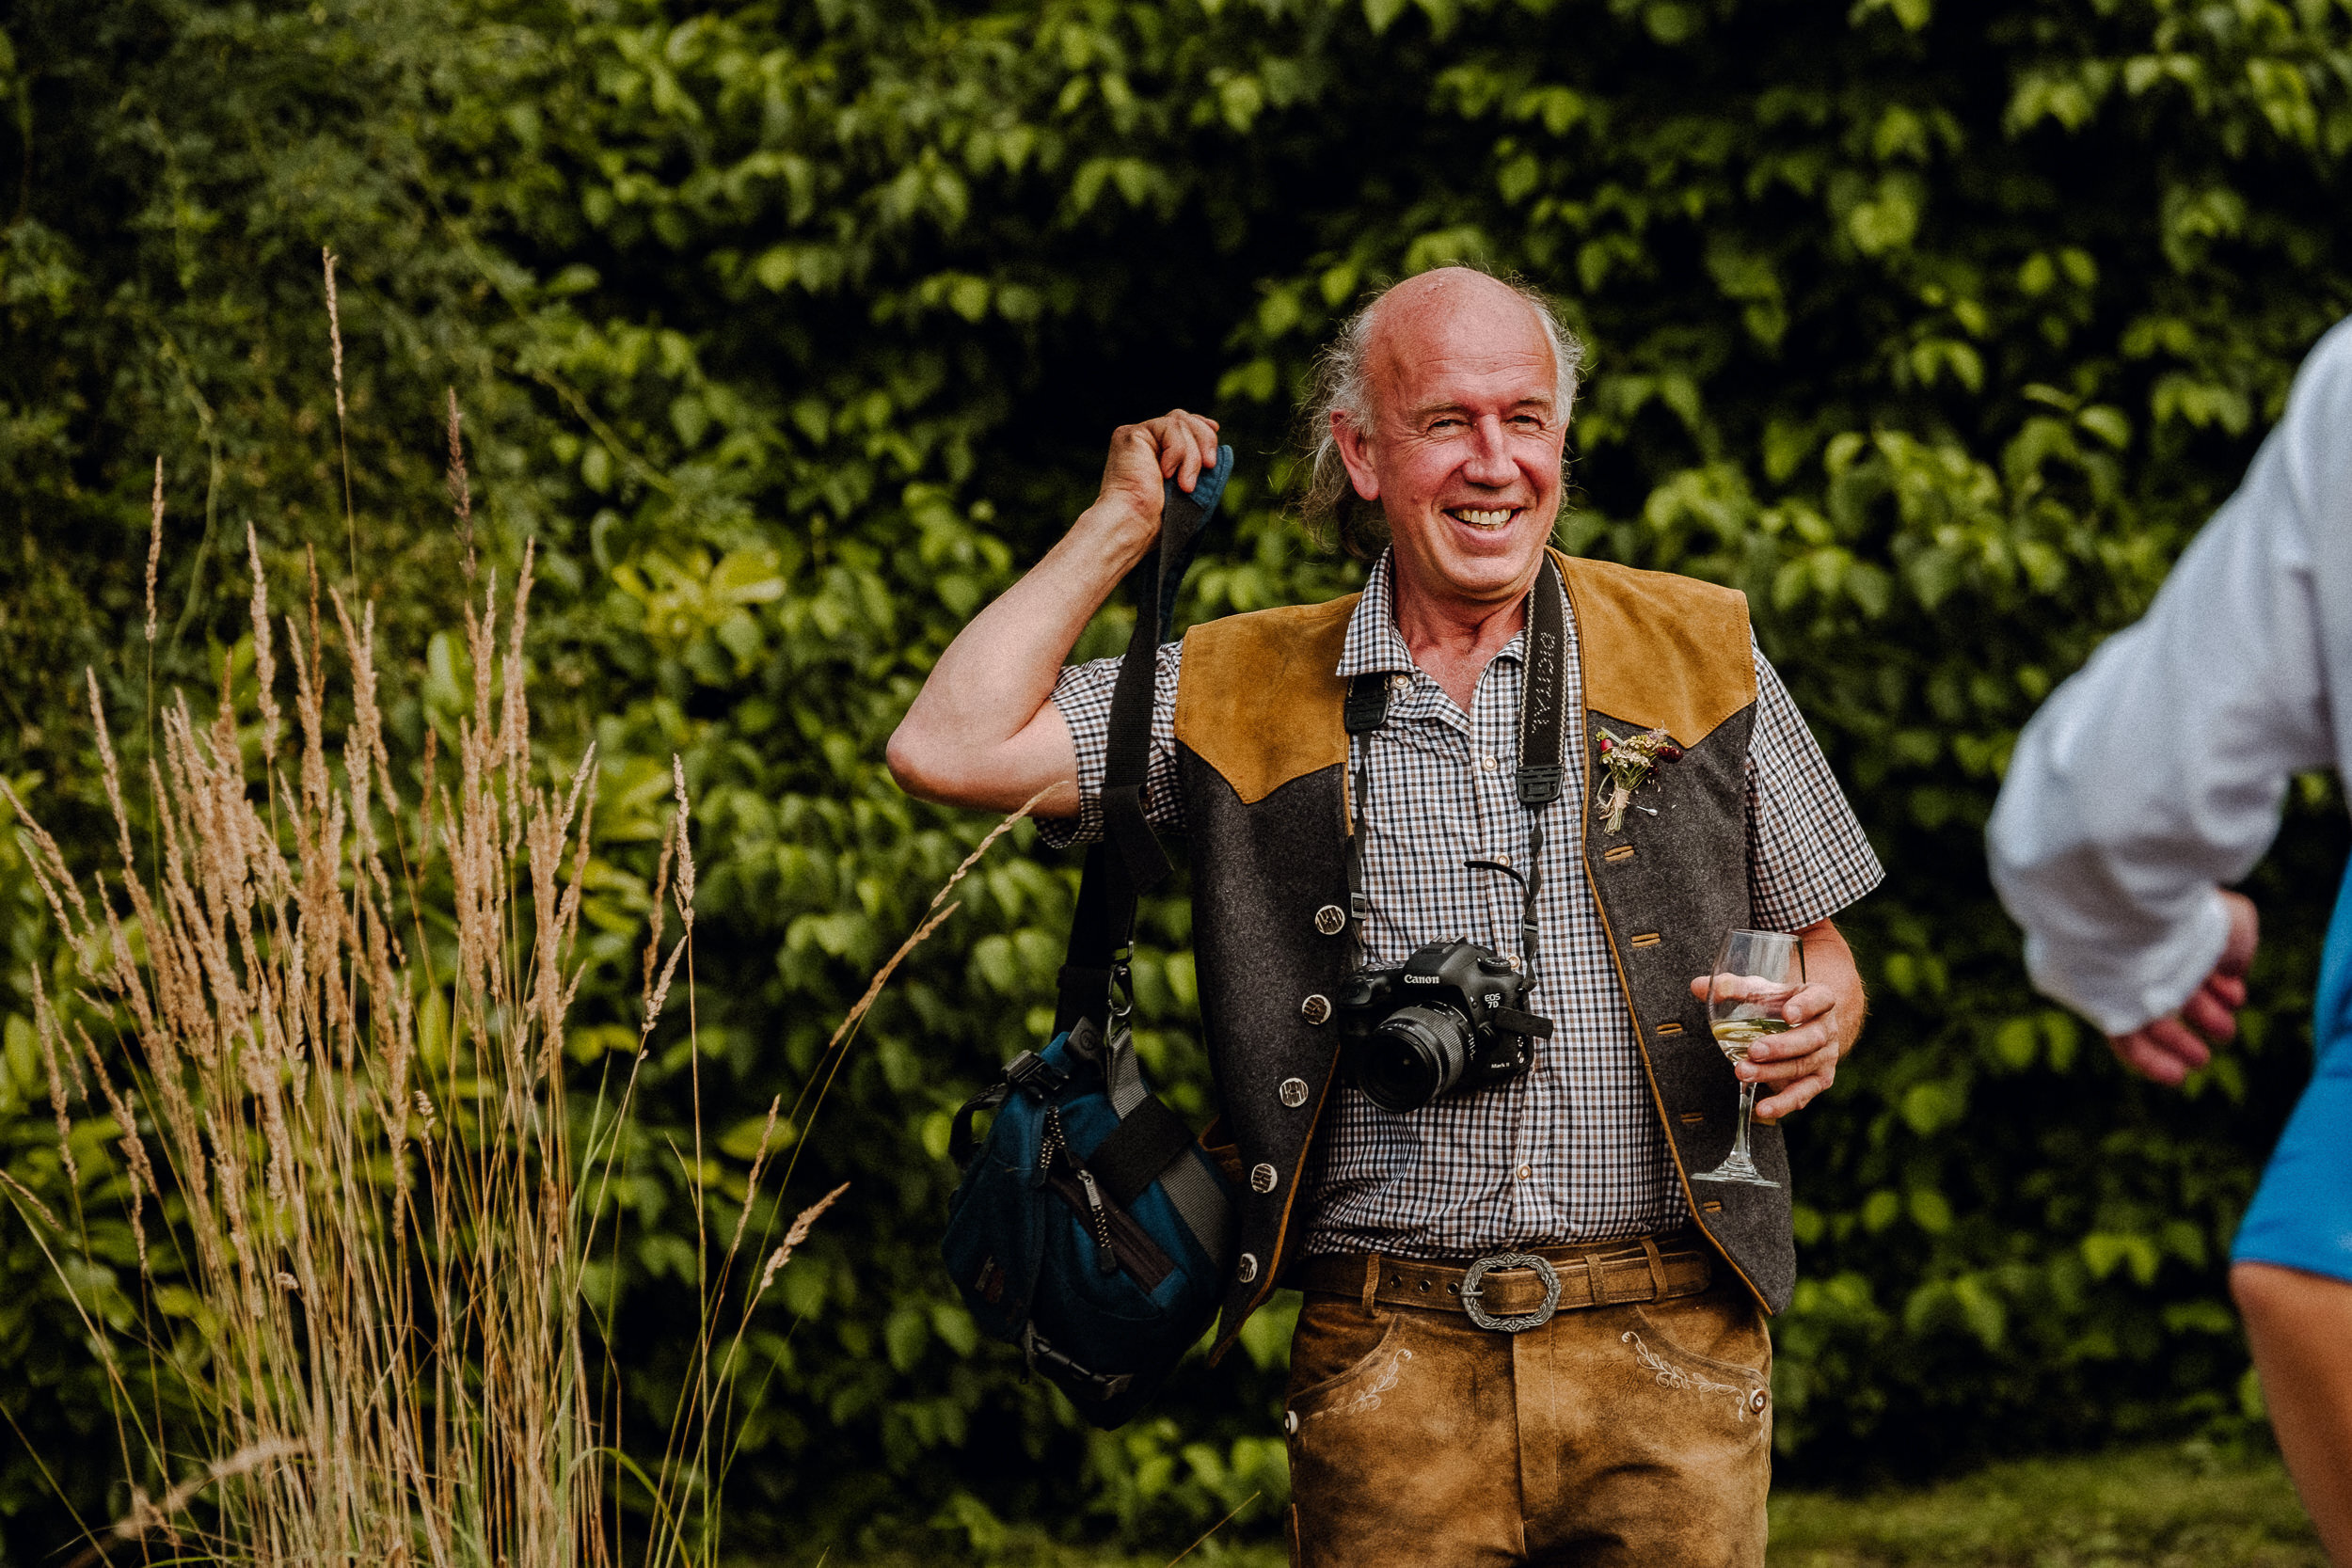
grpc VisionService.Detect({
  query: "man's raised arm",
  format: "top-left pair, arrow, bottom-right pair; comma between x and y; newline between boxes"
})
885,410 -> 1221,816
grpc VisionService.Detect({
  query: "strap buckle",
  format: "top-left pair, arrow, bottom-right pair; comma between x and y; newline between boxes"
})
1004,1050 -> 1068,1101
1459,1251 -> 1562,1333
1516,764 -> 1565,806
1023,1323 -> 1136,1403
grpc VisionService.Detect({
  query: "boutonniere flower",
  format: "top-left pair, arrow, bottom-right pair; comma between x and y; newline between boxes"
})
1594,726 -> 1683,833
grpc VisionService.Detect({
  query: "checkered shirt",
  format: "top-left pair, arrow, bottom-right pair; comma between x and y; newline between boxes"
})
1043,551 -> 1884,1259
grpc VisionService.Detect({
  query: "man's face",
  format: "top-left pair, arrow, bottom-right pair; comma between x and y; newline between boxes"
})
1332,272 -> 1567,608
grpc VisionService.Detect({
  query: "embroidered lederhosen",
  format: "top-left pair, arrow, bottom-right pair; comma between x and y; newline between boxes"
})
1174,551 -> 1787,1363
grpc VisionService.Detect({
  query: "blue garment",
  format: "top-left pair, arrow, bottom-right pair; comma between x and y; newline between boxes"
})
2232,859 -> 2352,1281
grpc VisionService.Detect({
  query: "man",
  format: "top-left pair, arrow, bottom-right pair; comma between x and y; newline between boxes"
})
890,266 -> 1882,1565
1988,318 -> 2352,1565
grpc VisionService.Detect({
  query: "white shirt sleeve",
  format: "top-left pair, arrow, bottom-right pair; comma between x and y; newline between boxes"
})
1987,322 -> 2352,1037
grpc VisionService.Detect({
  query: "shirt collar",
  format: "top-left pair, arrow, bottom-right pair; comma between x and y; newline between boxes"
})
1334,547 -> 1536,681
1335,551 -> 1415,678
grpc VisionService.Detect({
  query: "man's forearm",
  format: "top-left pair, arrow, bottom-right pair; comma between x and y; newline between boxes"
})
889,410 -> 1223,813
886,503 -> 1152,813
1802,918 -> 1865,1042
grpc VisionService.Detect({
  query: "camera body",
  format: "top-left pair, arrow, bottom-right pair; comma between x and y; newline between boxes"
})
1338,940 -> 1549,1113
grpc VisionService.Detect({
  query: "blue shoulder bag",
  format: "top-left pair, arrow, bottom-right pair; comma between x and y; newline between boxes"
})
940,450 -> 1238,1430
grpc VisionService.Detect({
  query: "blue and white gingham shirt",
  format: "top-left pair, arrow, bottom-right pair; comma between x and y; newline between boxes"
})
1046,551 -> 1883,1259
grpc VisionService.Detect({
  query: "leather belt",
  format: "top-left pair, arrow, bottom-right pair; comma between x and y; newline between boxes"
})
1292,1234 -> 1713,1331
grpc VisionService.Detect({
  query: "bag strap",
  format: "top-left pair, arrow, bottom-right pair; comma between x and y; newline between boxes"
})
1055,445 -> 1233,1035
1040,450 -> 1240,1268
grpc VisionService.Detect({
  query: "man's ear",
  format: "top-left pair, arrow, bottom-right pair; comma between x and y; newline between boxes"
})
1333,410 -> 1380,501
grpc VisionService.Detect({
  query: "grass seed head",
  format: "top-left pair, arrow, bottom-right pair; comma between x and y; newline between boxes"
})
145,457 -> 164,644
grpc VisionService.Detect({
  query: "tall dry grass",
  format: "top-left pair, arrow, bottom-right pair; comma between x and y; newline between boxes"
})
0,533 -> 865,1565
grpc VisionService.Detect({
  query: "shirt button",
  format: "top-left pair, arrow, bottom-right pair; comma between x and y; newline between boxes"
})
1490,852 -> 1511,867
1390,673 -> 1411,691
1516,1164 -> 1533,1181
1480,754 -> 1500,771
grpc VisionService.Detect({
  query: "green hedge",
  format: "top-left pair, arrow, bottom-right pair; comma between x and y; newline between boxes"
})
4,0 -> 2351,1557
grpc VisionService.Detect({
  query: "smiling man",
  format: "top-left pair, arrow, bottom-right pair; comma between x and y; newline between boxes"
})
889,266 -> 1882,1566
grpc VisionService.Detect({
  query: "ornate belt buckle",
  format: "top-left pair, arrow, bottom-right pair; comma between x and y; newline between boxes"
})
1459,1251 -> 1561,1333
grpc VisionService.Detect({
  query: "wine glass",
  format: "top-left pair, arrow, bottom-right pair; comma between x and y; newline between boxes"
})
1692,927 -> 1803,1188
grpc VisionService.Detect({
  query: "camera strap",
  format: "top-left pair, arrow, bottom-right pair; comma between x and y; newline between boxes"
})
1343,553 -> 1570,989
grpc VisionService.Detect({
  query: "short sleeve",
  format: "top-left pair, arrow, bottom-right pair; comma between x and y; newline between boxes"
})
1745,645 -> 1884,931
1038,640 -> 1188,847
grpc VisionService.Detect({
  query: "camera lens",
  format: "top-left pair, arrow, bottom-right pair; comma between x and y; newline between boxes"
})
1357,1004 -> 1477,1113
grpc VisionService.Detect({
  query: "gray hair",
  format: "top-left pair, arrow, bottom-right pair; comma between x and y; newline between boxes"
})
1296,268 -> 1586,560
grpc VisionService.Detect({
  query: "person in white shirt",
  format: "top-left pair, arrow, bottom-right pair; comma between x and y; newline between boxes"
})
1988,317 -> 2352,1564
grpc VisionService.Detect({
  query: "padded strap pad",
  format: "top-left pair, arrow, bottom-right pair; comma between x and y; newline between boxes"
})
1089,1096 -> 1199,1210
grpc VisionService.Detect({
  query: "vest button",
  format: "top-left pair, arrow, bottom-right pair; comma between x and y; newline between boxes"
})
1279,1076 -> 1311,1108
1300,994 -> 1332,1025
1286,1409 -> 1299,1435
1250,1163 -> 1279,1194
1236,1252 -> 1260,1284
1749,1388 -> 1769,1415
1314,904 -> 1346,935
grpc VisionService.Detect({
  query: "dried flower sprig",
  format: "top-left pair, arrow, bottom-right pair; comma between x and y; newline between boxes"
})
1594,725 -> 1684,833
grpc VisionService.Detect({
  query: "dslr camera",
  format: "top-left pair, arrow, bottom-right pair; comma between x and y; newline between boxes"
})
1338,941 -> 1551,1113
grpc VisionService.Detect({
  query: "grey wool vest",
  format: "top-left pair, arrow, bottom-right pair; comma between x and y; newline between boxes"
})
1173,551 -> 1792,1363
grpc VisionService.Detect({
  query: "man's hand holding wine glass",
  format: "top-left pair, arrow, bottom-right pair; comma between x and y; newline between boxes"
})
1686,920 -> 1868,1123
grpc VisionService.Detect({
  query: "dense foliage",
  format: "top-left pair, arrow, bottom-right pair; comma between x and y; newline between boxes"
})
5,0 -> 2352,1558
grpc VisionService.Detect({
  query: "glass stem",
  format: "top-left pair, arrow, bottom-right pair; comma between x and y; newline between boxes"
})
1731,1079 -> 1758,1167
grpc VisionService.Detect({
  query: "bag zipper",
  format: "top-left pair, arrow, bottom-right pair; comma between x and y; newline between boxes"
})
1038,1106 -> 1177,1291
1074,1168 -> 1119,1275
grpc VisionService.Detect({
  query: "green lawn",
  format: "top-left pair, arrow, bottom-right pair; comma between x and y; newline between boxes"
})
1768,1444 -> 2325,1567
820,1444 -> 2323,1567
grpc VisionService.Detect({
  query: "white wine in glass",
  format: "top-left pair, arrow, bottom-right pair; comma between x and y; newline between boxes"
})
1693,927 -> 1803,1189
1709,1017 -> 1791,1061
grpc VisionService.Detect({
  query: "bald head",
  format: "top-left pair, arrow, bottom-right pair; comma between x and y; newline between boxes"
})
1359,268 -> 1562,419
1299,266 -> 1584,559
